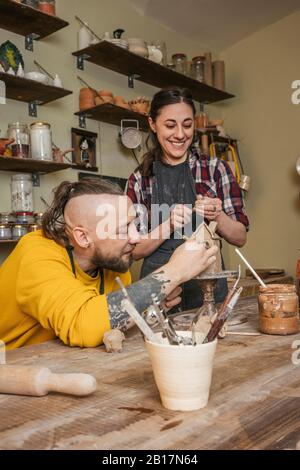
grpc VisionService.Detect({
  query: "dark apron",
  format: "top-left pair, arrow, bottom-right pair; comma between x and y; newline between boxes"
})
140,160 -> 228,310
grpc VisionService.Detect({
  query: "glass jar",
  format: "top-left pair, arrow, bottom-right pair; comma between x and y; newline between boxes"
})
23,0 -> 38,8
150,40 -> 167,65
190,56 -> 205,82
0,225 -> 12,240
258,284 -> 299,335
15,211 -> 35,224
0,212 -> 16,224
28,224 -> 39,232
171,53 -> 188,75
7,123 -> 30,159
30,122 -> 53,161
34,212 -> 44,226
38,0 -> 56,15
11,174 -> 33,213
12,225 -> 28,240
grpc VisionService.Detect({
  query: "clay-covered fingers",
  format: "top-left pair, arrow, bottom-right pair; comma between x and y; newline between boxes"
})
171,204 -> 192,230
194,197 -> 222,220
163,286 -> 182,311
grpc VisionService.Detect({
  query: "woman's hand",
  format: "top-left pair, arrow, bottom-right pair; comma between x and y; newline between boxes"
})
170,204 -> 192,232
194,195 -> 222,221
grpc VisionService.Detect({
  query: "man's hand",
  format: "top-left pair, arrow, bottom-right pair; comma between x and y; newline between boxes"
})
170,204 -> 192,232
162,286 -> 182,311
168,241 -> 218,285
194,195 -> 222,221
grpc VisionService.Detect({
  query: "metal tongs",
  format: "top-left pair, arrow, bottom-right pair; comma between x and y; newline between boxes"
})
147,295 -> 193,346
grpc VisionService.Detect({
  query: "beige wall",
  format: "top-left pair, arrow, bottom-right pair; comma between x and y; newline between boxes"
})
220,11 -> 300,277
0,0 -> 223,274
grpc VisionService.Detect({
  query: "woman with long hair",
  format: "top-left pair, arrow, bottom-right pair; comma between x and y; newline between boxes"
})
126,88 -> 249,310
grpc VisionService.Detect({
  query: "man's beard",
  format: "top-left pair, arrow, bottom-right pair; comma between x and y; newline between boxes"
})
91,250 -> 133,273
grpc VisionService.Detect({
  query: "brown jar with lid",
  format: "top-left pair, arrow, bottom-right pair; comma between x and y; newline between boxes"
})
258,284 -> 299,335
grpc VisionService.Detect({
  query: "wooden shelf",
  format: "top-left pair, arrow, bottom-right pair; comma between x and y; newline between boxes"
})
0,155 -> 72,173
72,41 -> 234,104
75,103 -> 149,131
0,239 -> 17,244
0,0 -> 69,40
0,72 -> 72,105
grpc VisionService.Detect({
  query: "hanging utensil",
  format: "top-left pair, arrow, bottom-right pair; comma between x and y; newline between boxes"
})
120,120 -> 142,149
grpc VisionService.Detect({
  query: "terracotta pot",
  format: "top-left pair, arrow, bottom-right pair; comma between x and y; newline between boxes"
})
114,96 -> 126,106
98,89 -> 113,98
95,96 -> 104,106
100,95 -> 114,104
79,88 -> 96,110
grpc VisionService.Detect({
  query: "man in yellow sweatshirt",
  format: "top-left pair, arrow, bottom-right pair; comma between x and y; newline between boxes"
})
0,179 -> 217,350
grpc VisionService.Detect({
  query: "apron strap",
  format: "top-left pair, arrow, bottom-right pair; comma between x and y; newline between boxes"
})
66,246 -> 104,294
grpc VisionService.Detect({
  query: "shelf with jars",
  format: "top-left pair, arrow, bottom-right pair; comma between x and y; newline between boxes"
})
0,0 -> 69,51
72,41 -> 234,104
0,121 -> 73,174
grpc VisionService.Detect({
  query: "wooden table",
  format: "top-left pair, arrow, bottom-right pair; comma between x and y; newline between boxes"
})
0,297 -> 300,450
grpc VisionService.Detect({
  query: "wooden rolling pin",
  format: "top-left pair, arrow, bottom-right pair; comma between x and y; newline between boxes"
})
0,365 -> 97,397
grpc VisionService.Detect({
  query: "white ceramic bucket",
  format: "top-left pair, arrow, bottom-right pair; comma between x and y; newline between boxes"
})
145,331 -> 217,411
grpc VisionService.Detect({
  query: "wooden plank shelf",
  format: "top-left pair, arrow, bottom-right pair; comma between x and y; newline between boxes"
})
0,72 -> 72,105
72,41 -> 235,104
0,0 -> 69,40
0,239 -> 17,244
75,103 -> 149,131
0,155 -> 72,173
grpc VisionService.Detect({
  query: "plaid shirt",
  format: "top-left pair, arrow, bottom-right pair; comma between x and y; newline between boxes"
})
126,149 -> 249,230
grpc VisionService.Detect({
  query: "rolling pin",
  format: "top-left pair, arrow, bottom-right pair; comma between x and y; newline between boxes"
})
0,365 -> 97,397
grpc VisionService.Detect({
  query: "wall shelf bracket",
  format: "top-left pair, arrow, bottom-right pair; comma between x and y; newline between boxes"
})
128,74 -> 140,89
32,173 -> 40,187
79,114 -> 86,129
25,33 -> 40,51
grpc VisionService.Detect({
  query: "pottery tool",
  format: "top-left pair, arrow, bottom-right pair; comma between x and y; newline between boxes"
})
77,75 -> 97,94
235,248 -> 267,288
116,277 -> 160,344
227,331 -> 262,336
150,294 -> 193,346
191,264 -> 241,345
75,16 -> 101,41
0,365 -> 97,397
203,287 -> 243,343
34,60 -> 54,81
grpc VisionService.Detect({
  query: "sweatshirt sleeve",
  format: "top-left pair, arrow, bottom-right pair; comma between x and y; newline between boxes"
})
15,245 -> 126,348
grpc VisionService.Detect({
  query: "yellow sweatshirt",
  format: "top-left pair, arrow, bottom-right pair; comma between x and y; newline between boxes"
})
0,231 -> 131,350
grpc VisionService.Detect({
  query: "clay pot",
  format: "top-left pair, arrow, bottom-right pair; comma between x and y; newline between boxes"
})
79,88 -> 96,110
98,89 -> 113,98
101,95 -> 114,104
95,96 -> 104,106
146,331 -> 217,411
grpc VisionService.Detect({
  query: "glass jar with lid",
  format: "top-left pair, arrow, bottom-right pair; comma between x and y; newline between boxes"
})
171,53 -> 188,75
258,284 -> 299,335
15,212 -> 35,224
38,0 -> 56,15
0,225 -> 12,240
0,212 -> 16,225
7,123 -> 30,159
11,174 -> 33,213
30,122 -> 53,161
190,56 -> 205,82
12,225 -> 28,240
